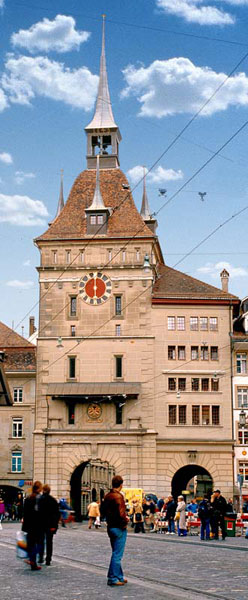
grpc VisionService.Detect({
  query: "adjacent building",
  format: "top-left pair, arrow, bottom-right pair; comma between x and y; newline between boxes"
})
0,322 -> 36,505
33,21 -> 240,516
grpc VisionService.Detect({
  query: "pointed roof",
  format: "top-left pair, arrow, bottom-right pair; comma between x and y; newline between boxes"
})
0,321 -> 35,348
86,155 -> 106,211
140,168 -> 152,220
35,168 -> 154,241
55,170 -> 64,219
85,16 -> 117,130
152,264 -> 239,302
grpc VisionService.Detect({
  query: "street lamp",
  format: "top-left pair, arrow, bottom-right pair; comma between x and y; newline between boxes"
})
239,406 -> 246,428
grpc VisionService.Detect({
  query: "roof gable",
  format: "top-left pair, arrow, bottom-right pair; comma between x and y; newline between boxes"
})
0,321 -> 35,348
152,264 -> 239,301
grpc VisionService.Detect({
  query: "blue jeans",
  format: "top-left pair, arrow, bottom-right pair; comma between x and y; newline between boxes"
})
107,527 -> 127,584
200,519 -> 210,540
168,518 -> 175,533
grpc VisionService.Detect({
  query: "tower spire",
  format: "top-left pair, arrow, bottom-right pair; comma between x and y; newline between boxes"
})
88,155 -> 105,210
85,16 -> 121,169
55,169 -> 64,219
140,168 -> 151,220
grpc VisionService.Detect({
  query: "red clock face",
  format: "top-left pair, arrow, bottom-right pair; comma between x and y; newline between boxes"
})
79,272 -> 112,305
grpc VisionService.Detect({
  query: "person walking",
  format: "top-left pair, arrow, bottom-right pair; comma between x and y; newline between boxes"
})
87,500 -> 100,529
129,499 -> 145,533
166,495 -> 176,534
38,484 -> 60,566
102,475 -> 129,587
0,497 -> 5,529
176,495 -> 187,536
198,495 -> 212,540
211,490 -> 227,540
22,481 -> 43,571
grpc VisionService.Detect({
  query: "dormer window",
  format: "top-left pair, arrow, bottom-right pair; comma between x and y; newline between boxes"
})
90,215 -> 96,225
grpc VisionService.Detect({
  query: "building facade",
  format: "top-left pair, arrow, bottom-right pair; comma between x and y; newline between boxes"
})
0,322 -> 36,505
232,296 -> 248,506
33,22 -> 239,515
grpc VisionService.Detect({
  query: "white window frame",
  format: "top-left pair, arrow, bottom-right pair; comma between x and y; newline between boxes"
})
209,317 -> 218,331
12,418 -> 23,438
177,317 -> 185,331
238,388 -> 248,408
167,316 -> 175,330
13,388 -> 23,403
11,451 -> 22,473
237,353 -> 247,374
190,317 -> 198,331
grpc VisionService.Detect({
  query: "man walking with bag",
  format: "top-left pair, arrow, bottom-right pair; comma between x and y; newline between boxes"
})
102,475 -> 129,586
39,484 -> 60,565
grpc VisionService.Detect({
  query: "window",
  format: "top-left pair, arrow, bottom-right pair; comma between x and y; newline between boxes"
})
200,317 -> 208,331
108,249 -> 112,262
66,250 -> 71,264
190,317 -> 198,331
192,406 -> 200,425
71,325 -> 76,337
211,346 -> 218,361
53,250 -> 57,264
212,406 -> 220,425
168,378 -> 176,391
122,250 -> 126,262
179,405 -> 187,425
168,346 -> 176,360
70,296 -> 77,317
135,248 -> 140,261
115,296 -> 122,316
97,214 -> 103,224
209,317 -> 218,331
116,403 -> 123,425
237,353 -> 247,374
191,346 -> 199,361
238,428 -> 248,444
239,462 -> 248,482
201,346 -> 209,361
90,215 -> 96,225
115,356 -> 122,378
68,403 -> 75,425
211,378 -> 219,392
167,317 -> 175,330
12,418 -> 23,438
11,451 -> 22,473
115,325 -> 121,337
201,378 -> 209,391
178,378 -> 186,391
177,317 -> 185,331
80,250 -> 84,263
202,406 -> 210,425
68,357 -> 76,379
169,405 -> 177,425
237,388 -> 248,408
13,388 -> 23,403
178,346 -> 186,360
192,378 -> 199,391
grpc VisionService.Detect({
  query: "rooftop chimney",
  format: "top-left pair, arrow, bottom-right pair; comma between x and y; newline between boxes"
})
29,316 -> 36,337
220,269 -> 229,293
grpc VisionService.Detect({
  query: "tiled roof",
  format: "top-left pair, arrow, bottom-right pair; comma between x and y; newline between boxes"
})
4,348 -> 36,372
152,264 -> 239,301
0,321 -> 34,348
36,169 -> 153,241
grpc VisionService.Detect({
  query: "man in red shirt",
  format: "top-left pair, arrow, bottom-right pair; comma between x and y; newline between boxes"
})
102,475 -> 129,586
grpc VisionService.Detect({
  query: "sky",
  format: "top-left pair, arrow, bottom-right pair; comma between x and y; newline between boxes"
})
1,0 -> 248,337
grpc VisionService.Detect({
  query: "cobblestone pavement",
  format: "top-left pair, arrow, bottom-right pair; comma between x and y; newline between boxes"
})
1,522 -> 248,600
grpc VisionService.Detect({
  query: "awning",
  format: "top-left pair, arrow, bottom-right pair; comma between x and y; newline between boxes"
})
47,381 -> 140,400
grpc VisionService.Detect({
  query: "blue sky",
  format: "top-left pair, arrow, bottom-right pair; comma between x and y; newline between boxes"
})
1,0 -> 248,336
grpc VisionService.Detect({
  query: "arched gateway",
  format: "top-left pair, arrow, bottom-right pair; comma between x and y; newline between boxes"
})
70,459 -> 115,520
172,465 -> 213,499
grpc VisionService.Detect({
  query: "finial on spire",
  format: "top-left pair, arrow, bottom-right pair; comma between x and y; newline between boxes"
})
140,167 -> 151,220
55,169 -> 64,219
88,154 -> 105,210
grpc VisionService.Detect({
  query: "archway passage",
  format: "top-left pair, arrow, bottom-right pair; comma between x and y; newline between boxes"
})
171,465 -> 213,500
0,485 -> 24,518
70,459 -> 115,521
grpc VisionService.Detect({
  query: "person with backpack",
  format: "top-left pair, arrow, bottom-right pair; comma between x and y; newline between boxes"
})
129,499 -> 145,533
198,495 -> 212,540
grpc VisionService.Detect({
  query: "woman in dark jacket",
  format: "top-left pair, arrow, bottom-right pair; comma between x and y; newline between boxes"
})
22,481 -> 43,570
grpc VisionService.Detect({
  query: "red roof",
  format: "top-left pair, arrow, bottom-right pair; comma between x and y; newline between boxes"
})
152,264 -> 239,302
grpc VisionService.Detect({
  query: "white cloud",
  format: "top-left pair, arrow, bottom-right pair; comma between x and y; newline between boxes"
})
122,57 -> 248,118
0,193 -> 49,226
0,1 -> 4,8
0,152 -> 13,164
127,165 -> 183,185
0,88 -> 8,112
11,14 -> 90,53
197,261 -> 248,279
23,259 -> 31,266
2,55 -> 98,110
14,170 -> 36,185
156,0 -> 248,26
6,280 -> 34,289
